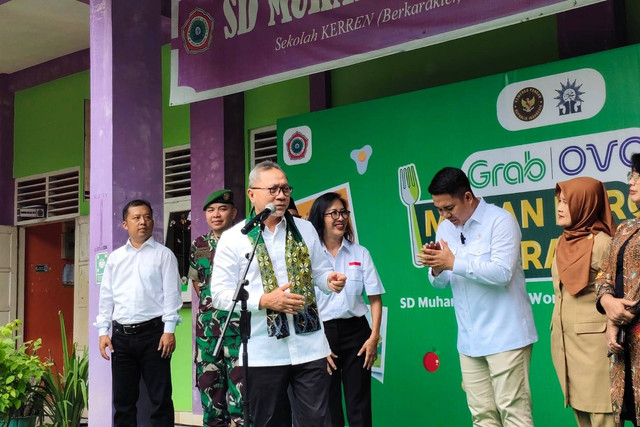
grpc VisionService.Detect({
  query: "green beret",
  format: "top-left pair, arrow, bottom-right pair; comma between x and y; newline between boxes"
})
202,189 -> 234,210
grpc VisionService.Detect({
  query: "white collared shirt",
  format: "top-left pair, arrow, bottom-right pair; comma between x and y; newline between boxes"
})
94,237 -> 183,336
317,238 -> 385,321
210,217 -> 333,367
429,198 -> 538,357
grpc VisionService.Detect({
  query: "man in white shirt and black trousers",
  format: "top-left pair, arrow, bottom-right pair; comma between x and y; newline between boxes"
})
95,199 -> 183,426
210,161 -> 348,427
418,167 -> 537,426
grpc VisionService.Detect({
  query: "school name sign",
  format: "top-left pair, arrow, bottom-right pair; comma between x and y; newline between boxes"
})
170,0 -> 602,104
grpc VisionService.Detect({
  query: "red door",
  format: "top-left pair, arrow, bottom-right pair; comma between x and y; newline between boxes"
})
23,222 -> 74,367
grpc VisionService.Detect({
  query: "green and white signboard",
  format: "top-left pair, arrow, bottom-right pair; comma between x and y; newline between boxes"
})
95,251 -> 109,285
279,43 -> 640,425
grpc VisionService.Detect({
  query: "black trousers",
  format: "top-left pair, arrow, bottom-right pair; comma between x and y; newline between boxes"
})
323,316 -> 373,427
248,358 -> 331,427
111,319 -> 174,427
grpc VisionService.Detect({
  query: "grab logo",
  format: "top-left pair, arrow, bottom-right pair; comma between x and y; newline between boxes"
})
468,151 -> 546,189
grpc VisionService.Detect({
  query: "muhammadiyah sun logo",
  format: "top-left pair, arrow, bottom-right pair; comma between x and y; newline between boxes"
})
555,79 -> 585,116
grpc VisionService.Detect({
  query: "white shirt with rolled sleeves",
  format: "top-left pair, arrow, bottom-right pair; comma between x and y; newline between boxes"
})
429,198 -> 538,357
317,238 -> 385,321
94,237 -> 183,336
210,216 -> 334,367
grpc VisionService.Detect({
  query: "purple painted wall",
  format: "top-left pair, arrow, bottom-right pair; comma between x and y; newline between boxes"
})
223,94 -> 246,221
189,98 -> 225,240
188,97 -> 225,412
309,72 -> 331,112
557,0 -> 625,59
7,49 -> 89,93
0,75 -> 14,225
88,0 -> 163,425
88,0 -> 115,421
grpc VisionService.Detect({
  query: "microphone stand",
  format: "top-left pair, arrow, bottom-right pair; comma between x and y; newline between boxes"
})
214,222 -> 265,427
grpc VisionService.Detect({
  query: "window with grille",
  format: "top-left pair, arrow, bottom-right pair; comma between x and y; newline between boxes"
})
15,168 -> 80,225
250,125 -> 277,168
164,145 -> 191,201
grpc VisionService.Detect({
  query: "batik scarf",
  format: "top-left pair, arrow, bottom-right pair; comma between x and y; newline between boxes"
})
246,211 -> 321,339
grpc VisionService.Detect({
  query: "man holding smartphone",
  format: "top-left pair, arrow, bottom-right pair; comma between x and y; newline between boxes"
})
417,167 -> 538,427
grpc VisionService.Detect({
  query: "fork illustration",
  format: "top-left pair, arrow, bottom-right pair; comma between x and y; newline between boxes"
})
398,164 -> 423,267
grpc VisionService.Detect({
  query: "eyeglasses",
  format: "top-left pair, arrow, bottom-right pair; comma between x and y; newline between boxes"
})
324,209 -> 350,220
628,171 -> 640,183
250,185 -> 293,196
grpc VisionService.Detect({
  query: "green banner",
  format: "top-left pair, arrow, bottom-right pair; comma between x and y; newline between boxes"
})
279,43 -> 640,425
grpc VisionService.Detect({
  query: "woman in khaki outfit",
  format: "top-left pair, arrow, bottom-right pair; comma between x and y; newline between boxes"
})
551,177 -> 616,427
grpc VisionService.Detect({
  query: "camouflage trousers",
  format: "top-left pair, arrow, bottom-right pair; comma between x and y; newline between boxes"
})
195,333 -> 244,426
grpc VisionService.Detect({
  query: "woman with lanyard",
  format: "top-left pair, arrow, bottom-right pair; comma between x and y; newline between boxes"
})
308,192 -> 384,427
597,152 -> 640,427
551,177 -> 616,426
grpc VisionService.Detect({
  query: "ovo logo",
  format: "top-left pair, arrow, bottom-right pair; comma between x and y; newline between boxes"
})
468,151 -> 546,188
558,137 -> 640,175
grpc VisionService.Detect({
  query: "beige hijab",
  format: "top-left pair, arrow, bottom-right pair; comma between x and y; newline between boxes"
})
556,177 -> 616,295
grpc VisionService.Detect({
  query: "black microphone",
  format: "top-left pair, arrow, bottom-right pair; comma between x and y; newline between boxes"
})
460,232 -> 466,245
241,203 -> 276,235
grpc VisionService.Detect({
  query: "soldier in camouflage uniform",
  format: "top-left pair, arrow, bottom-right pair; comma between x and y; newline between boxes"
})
189,189 -> 243,426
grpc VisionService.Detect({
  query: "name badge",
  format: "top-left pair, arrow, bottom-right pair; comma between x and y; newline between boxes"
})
194,247 -> 211,260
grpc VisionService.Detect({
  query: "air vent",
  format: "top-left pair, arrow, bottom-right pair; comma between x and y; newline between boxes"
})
15,168 -> 80,225
250,125 -> 277,168
164,145 -> 191,200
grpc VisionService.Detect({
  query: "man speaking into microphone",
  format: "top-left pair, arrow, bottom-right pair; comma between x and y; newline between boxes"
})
240,202 -> 275,234
417,167 -> 537,426
210,161 -> 347,427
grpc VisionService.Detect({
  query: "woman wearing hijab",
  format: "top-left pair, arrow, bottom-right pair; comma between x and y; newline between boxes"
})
596,153 -> 640,427
308,192 -> 384,427
551,177 -> 616,427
